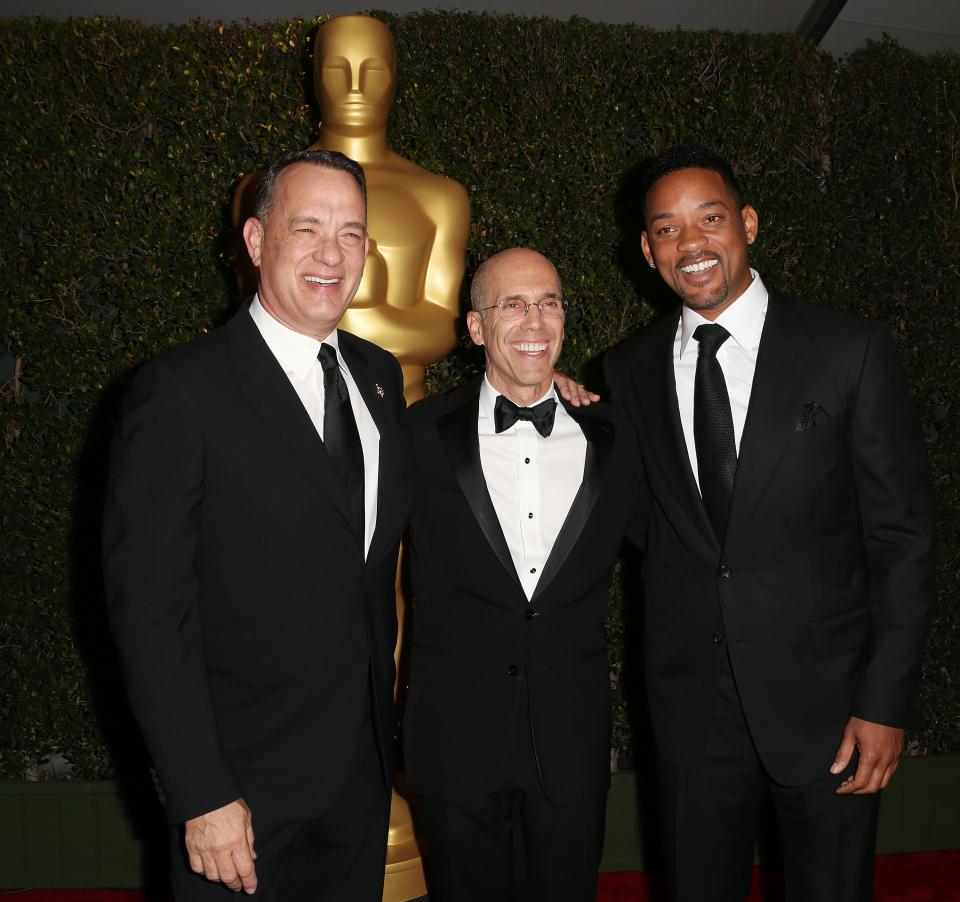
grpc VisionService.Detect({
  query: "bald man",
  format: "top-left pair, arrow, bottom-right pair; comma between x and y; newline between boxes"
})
402,249 -> 646,902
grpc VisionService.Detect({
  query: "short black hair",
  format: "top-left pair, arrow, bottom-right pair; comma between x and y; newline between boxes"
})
638,144 -> 744,223
255,149 -> 367,221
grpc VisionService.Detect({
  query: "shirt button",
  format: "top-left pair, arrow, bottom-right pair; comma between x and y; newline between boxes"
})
528,512 -> 533,519
718,564 -> 732,579
524,458 -> 531,464
529,567 -> 537,574
713,633 -> 725,645
506,664 -> 519,677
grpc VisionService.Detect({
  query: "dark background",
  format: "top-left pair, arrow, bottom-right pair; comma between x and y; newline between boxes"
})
2,0 -> 959,57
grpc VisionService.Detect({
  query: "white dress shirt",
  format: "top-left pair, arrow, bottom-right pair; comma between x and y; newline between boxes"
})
478,376 -> 587,599
674,270 -> 769,492
249,295 -> 380,556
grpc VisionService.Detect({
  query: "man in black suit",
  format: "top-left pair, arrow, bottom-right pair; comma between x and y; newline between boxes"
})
604,145 -> 936,901
103,150 -> 412,901
403,248 -> 645,902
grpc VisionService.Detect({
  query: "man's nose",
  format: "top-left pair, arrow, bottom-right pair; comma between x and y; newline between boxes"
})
522,304 -> 547,326
677,227 -> 707,253
313,237 -> 344,264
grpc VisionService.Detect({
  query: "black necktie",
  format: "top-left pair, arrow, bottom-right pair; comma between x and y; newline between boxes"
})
693,323 -> 737,543
494,395 -> 557,438
317,343 -> 364,538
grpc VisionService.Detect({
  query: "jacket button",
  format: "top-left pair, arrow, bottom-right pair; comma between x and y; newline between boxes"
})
526,608 -> 537,620
718,564 -> 732,579
713,633 -> 725,645
506,664 -> 519,677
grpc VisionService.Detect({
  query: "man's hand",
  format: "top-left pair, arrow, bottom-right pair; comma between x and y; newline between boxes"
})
554,372 -> 600,407
185,798 -> 258,894
831,716 -> 904,795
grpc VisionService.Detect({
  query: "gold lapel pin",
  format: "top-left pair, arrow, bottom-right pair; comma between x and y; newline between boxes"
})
375,384 -> 385,398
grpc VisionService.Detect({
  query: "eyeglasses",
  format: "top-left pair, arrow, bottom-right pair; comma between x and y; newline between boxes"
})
477,298 -> 568,321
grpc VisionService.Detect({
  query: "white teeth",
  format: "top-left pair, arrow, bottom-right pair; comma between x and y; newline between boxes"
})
304,276 -> 339,285
681,259 -> 719,274
514,343 -> 547,352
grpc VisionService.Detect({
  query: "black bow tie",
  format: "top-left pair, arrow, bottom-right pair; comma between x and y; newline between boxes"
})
494,395 -> 557,438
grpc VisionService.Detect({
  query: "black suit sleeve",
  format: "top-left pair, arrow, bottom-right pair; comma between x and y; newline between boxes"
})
848,324 -> 936,728
603,351 -> 649,551
103,359 -> 241,823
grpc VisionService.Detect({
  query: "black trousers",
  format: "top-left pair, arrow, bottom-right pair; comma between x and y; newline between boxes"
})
170,708 -> 390,902
415,685 -> 607,902
658,654 -> 881,902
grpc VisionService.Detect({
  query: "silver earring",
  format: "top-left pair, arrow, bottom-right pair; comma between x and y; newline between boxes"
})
649,261 -> 655,269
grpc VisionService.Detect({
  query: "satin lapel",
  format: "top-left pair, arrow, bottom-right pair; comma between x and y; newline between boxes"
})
634,313 -> 719,555
227,309 -> 353,529
530,402 -> 613,603
338,333 -> 392,438
338,333 -> 402,564
436,386 -> 522,592
727,293 -> 811,544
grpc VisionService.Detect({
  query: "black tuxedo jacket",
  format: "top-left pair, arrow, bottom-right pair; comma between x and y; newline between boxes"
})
604,290 -> 935,785
103,306 -> 412,824
402,378 -> 645,806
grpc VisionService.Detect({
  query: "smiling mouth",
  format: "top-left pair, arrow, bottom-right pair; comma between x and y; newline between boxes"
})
514,342 -> 548,353
679,257 -> 719,274
304,276 -> 341,286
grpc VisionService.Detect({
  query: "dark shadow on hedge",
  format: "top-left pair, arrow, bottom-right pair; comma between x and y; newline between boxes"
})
615,157 -> 681,320
69,367 -> 171,895
422,256 -> 486,398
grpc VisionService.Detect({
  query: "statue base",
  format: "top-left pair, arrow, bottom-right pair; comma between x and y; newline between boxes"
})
383,785 -> 426,901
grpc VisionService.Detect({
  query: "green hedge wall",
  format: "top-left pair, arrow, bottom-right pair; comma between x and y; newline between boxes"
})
1,13 -> 958,779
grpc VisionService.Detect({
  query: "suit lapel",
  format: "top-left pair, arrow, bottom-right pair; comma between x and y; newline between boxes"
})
339,332 -> 391,438
727,292 -> 811,543
227,308 -> 354,530
633,313 -> 719,555
530,400 -> 614,602
436,381 -> 523,592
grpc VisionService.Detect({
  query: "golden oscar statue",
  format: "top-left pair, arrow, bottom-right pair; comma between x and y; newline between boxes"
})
232,14 -> 470,901
233,13 -> 469,403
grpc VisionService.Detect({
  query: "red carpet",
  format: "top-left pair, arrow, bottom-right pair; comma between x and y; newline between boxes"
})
2,851 -> 958,901
595,851 -> 960,901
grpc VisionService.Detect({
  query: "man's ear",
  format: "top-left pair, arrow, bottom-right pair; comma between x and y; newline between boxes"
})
466,311 -> 485,348
242,217 -> 265,267
742,204 -> 759,246
640,231 -> 655,269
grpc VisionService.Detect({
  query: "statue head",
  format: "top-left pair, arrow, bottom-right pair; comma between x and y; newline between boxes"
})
314,14 -> 397,134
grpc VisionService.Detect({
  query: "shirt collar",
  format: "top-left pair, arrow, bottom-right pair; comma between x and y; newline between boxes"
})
248,294 -> 340,379
479,374 -> 558,421
679,269 -> 768,358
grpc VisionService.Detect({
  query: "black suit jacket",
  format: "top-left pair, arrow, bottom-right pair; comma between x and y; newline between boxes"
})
103,306 -> 412,824
604,290 -> 935,785
402,378 -> 645,806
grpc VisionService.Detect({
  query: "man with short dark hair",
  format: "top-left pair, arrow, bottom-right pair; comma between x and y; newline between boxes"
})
404,248 -> 645,902
604,144 -> 935,901
104,149 -> 411,901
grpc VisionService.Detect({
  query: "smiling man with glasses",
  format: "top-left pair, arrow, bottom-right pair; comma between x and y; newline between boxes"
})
401,247 -> 647,902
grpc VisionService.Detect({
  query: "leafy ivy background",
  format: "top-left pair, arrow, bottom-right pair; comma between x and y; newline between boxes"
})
1,13 -> 957,779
